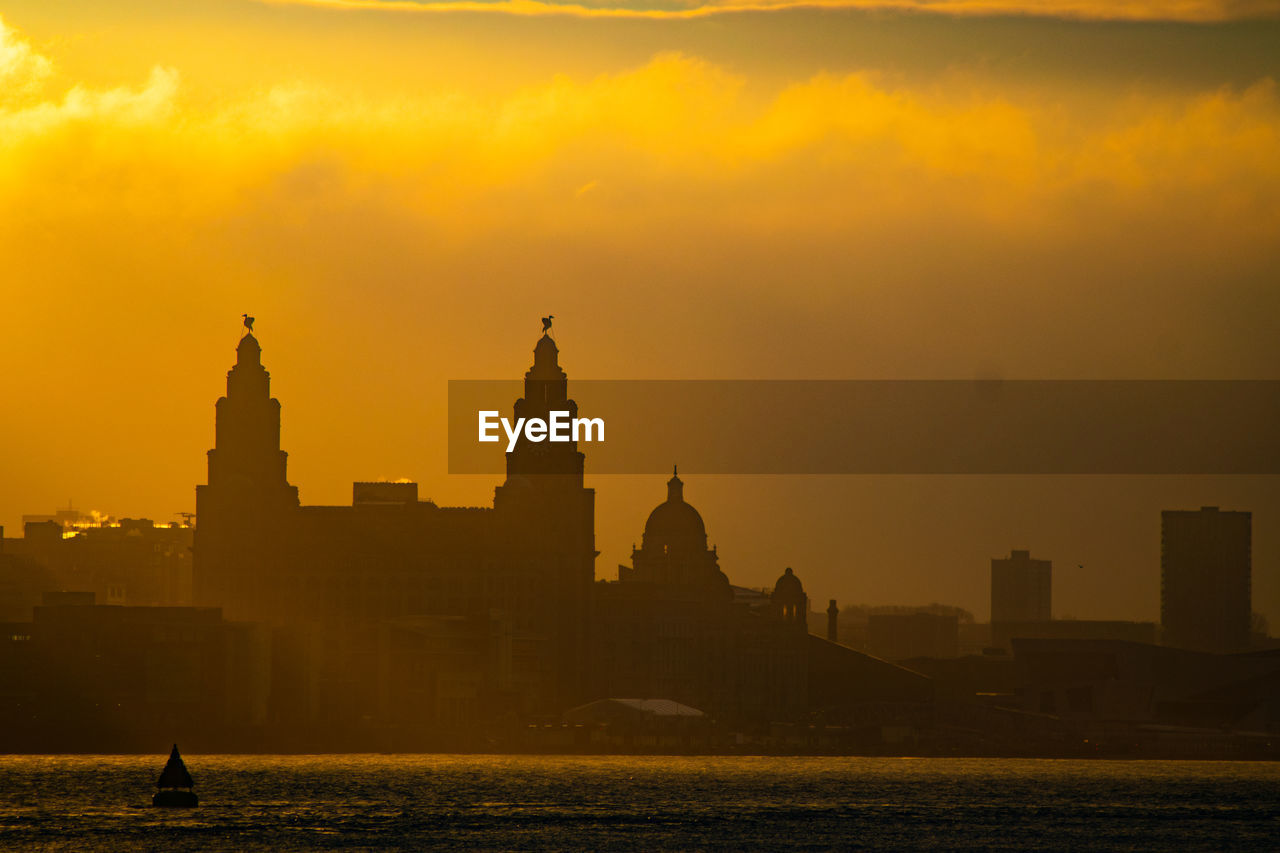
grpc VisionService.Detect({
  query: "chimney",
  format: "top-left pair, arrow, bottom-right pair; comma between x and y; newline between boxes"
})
827,599 -> 839,643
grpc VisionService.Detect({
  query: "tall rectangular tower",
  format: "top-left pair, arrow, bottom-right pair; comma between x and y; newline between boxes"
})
492,332 -> 597,709
991,550 -> 1052,625
1161,506 -> 1251,653
193,331 -> 300,621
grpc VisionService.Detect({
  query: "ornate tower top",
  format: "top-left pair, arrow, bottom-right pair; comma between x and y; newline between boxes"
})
529,333 -> 565,381
235,331 -> 261,366
502,330 -> 584,483
200,322 -> 297,503
667,466 -> 684,503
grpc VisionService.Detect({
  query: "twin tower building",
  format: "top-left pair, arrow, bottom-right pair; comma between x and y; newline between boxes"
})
193,328 -> 817,727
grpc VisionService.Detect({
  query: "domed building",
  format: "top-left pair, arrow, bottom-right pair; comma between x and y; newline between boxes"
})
592,472 -> 812,725
771,567 -> 808,625
194,320 -> 935,744
619,468 -> 731,602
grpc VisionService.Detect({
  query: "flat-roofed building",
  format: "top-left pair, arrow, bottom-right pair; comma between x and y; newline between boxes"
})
991,550 -> 1051,625
1162,506 -> 1251,653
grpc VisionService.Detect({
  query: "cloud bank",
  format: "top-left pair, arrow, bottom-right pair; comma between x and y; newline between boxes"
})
260,0 -> 1280,22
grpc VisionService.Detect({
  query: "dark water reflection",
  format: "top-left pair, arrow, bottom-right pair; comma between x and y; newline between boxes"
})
1,755 -> 1278,850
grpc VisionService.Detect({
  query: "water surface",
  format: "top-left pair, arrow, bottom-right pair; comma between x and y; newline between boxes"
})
1,755 -> 1277,850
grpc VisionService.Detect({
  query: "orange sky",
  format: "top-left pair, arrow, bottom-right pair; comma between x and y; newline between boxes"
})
1,2 -> 1278,622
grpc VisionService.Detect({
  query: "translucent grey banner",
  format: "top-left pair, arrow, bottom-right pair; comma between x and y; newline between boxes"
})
447,380 -> 1280,475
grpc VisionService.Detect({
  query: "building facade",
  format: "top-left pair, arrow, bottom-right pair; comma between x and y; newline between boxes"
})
1,517 -> 193,618
867,611 -> 960,661
193,330 -> 595,720
991,549 -> 1052,625
189,325 -> 938,736
1161,506 -> 1251,653
592,472 -> 811,725
0,601 -> 269,752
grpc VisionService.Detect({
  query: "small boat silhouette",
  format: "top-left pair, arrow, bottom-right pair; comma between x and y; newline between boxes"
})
153,744 -> 199,807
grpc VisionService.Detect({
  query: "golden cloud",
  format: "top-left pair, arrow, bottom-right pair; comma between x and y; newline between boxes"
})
258,0 -> 1280,22
0,16 -> 51,95
2,15 -> 1278,254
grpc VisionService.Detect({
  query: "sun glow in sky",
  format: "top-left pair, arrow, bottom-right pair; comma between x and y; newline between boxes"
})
2,0 -> 1278,621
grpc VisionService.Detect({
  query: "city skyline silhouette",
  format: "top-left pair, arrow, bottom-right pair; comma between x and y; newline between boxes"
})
3,319 -> 1274,626
1,320 -> 1272,759
1,1 -> 1279,846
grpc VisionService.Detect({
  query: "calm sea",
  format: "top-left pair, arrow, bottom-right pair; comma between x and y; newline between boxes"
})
1,755 -> 1277,851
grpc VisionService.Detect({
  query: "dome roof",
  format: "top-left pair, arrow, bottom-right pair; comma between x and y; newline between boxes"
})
771,567 -> 805,602
641,469 -> 707,553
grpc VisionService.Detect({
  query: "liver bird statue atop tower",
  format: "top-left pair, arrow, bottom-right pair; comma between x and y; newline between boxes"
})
242,314 -> 255,334
541,315 -> 554,337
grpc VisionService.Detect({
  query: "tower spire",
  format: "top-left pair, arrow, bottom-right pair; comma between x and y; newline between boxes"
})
201,321 -> 296,497
235,330 -> 261,368
667,466 -> 683,503
500,328 -> 584,482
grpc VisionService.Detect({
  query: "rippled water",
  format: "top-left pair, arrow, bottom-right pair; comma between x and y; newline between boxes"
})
1,755 -> 1278,850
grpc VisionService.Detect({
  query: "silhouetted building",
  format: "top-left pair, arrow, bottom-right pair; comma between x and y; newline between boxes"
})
826,599 -> 839,643
564,697 -> 705,726
194,331 -> 595,722
899,653 -> 1017,702
807,636 -> 934,709
1,516 -> 192,615
592,472 -> 809,724
772,568 -> 807,625
1013,638 -> 1280,737
867,611 -> 959,661
0,602 -> 269,751
958,621 -> 992,656
991,619 -> 1157,650
188,325 -> 950,742
591,474 -> 944,729
353,481 -> 418,506
559,698 -> 711,752
991,550 -> 1051,624
0,547 -> 55,622
376,611 -> 537,732
1161,506 -> 1251,653
42,591 -> 96,607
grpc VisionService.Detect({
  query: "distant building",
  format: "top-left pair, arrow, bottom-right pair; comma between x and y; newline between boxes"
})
0,516 -> 192,616
867,612 -> 959,661
957,622 -> 992,657
1012,637 -> 1280,733
1161,506 -> 1251,653
991,550 -> 1051,624
592,472 -> 810,724
991,619 -> 1157,650
563,698 -> 706,728
0,537 -> 56,622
